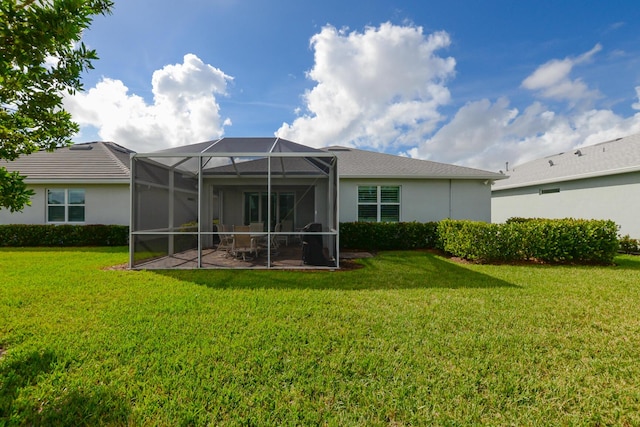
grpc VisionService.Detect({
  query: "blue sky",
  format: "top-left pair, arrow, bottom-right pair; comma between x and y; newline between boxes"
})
65,0 -> 640,171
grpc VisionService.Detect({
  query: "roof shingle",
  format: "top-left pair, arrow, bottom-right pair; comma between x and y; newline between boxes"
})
1,141 -> 132,182
492,133 -> 640,190
322,146 -> 506,180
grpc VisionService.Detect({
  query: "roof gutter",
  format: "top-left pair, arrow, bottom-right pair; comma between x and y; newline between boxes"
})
338,174 -> 506,180
23,178 -> 130,185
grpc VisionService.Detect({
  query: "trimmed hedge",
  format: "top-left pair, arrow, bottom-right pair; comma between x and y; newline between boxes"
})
1,220 -> 621,264
339,221 -> 438,251
438,218 -> 619,264
0,224 -> 129,247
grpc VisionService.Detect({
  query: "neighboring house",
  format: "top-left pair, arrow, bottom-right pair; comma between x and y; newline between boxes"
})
323,146 -> 506,223
492,133 -> 640,238
0,141 -> 132,226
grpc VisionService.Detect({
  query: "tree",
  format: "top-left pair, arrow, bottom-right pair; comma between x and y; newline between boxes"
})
0,0 -> 112,212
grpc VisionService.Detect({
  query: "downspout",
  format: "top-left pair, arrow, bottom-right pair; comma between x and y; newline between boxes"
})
129,154 -> 135,268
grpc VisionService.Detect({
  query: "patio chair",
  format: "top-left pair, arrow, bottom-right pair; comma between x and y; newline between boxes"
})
231,225 -> 258,261
249,222 -> 264,232
249,222 -> 266,246
276,220 -> 293,246
270,222 -> 282,251
216,224 -> 233,253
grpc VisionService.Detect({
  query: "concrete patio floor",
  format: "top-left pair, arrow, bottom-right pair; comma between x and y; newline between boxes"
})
133,244 -> 335,270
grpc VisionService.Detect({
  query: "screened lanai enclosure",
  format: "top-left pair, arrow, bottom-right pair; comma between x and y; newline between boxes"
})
129,137 -> 339,269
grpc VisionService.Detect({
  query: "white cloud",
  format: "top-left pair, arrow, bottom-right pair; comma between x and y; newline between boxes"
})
632,86 -> 640,111
521,44 -> 602,103
276,22 -> 455,150
398,43 -> 640,172
408,96 -> 640,172
275,26 -> 640,172
64,53 -> 233,152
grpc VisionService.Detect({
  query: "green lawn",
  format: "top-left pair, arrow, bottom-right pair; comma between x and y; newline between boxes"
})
1,247 -> 639,426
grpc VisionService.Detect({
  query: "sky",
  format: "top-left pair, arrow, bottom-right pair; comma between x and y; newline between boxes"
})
64,0 -> 640,172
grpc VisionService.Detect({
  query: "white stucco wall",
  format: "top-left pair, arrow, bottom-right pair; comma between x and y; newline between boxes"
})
0,183 -> 130,225
339,178 -> 493,223
206,178 -> 320,230
492,171 -> 640,238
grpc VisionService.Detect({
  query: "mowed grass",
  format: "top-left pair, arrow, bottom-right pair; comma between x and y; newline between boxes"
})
1,248 -> 640,426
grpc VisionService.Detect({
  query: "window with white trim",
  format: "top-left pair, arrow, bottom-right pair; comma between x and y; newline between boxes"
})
47,189 -> 85,223
357,185 -> 400,222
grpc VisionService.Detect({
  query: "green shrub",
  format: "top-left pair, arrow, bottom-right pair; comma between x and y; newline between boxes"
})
0,224 -> 129,247
339,221 -> 438,251
619,234 -> 639,254
439,218 -> 619,264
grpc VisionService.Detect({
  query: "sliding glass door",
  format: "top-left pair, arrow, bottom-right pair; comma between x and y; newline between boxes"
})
243,192 -> 295,230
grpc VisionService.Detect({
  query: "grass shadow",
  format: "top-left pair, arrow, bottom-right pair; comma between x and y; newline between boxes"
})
0,246 -> 127,254
154,250 -> 520,290
612,254 -> 640,270
0,350 -> 130,426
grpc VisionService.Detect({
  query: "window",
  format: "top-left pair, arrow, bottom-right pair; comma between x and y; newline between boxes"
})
358,185 -> 400,222
47,189 -> 85,223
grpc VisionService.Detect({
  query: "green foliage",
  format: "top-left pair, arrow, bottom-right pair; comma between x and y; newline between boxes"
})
339,221 -> 438,250
439,218 -> 620,264
619,234 -> 639,254
0,167 -> 34,212
0,0 -> 113,211
0,224 -> 128,246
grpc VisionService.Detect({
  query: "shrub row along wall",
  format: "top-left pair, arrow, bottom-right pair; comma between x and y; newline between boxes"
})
437,218 -> 619,264
340,218 -> 619,264
0,224 -> 129,247
339,221 -> 439,251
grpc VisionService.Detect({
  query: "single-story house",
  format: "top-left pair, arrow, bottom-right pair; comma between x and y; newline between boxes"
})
129,137 -> 505,268
491,132 -> 640,238
0,141 -> 132,226
1,137 -> 504,268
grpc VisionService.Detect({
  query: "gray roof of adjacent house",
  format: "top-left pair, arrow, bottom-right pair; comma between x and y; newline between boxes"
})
492,133 -> 640,191
1,141 -> 132,183
322,146 -> 506,180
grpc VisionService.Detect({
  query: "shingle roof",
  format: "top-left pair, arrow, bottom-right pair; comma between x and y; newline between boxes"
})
492,133 -> 640,191
1,141 -> 133,183
322,146 -> 506,180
